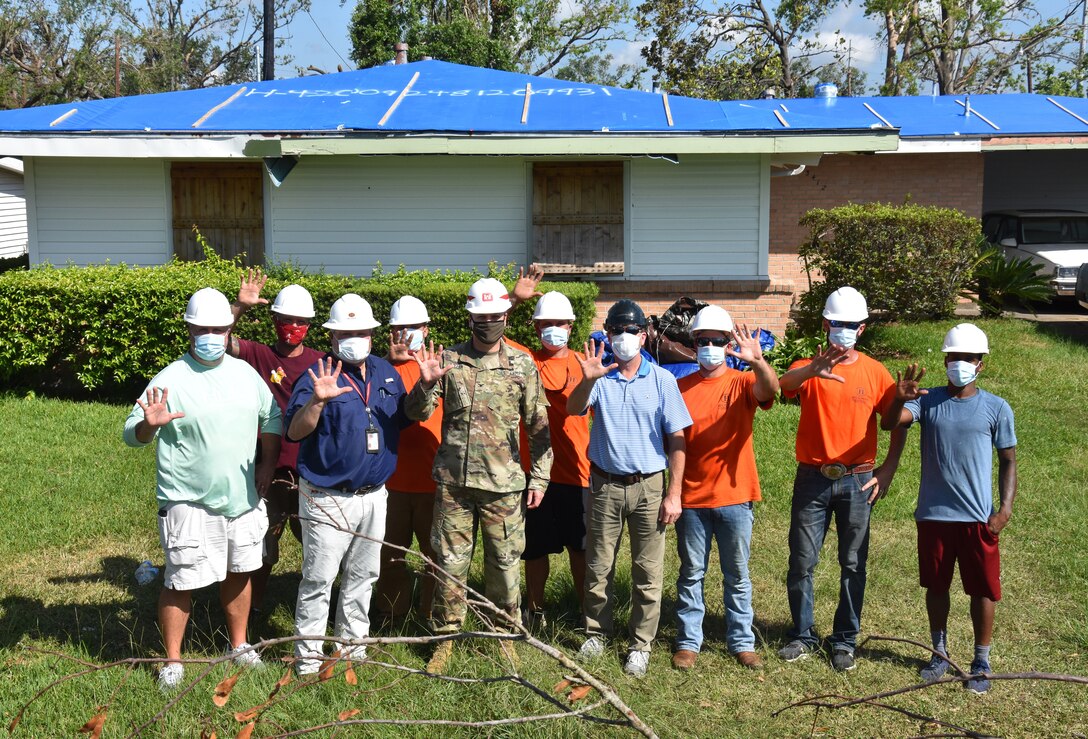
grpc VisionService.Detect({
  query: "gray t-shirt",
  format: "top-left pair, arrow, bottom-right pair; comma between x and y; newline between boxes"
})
906,386 -> 1016,523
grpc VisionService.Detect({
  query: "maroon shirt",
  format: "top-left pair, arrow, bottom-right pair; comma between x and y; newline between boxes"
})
236,338 -> 324,471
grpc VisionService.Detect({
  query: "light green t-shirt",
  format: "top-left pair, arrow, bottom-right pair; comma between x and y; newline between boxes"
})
124,353 -> 283,518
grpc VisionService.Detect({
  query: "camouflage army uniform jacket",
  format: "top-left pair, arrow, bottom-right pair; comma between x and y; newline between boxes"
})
405,340 -> 553,494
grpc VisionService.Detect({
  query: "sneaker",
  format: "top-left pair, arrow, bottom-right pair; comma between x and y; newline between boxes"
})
522,608 -> 548,631
831,648 -> 856,672
920,653 -> 951,682
577,636 -> 607,660
778,640 -> 814,662
965,660 -> 992,694
227,642 -> 263,667
671,649 -> 697,671
426,640 -> 454,674
624,650 -> 650,678
157,662 -> 185,692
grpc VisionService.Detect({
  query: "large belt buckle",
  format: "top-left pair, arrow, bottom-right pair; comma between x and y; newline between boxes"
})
820,463 -> 847,481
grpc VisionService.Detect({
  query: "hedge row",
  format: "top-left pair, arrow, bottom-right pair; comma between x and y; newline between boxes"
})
0,251 -> 598,397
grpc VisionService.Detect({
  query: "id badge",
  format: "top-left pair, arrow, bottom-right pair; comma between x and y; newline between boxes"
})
365,427 -> 380,454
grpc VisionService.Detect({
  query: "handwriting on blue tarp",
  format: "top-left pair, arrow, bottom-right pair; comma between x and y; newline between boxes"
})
243,87 -> 612,99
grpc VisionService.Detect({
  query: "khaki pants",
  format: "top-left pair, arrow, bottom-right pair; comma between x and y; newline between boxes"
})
583,471 -> 665,652
372,489 -> 437,620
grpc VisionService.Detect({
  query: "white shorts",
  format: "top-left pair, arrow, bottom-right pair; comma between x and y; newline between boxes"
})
158,500 -> 268,591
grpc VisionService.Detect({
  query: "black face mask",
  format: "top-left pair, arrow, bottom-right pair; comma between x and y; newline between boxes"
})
471,319 -> 506,344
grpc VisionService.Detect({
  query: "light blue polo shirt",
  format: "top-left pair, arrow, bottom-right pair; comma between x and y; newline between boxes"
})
584,358 -> 693,475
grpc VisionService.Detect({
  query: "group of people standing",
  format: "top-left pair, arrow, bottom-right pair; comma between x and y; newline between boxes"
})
124,271 -> 1016,696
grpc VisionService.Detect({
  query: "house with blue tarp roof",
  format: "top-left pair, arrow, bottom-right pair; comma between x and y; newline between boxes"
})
0,59 -> 1085,333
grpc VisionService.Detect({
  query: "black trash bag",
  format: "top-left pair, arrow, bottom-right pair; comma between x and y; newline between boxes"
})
647,296 -> 709,363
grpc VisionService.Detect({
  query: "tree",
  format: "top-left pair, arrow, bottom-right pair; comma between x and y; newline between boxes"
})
637,0 -> 843,99
348,0 -> 633,79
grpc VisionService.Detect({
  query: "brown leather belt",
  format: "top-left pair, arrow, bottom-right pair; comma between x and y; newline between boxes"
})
590,462 -> 660,486
804,462 -> 875,481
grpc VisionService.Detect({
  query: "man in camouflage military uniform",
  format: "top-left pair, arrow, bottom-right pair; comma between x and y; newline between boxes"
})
405,277 -> 552,673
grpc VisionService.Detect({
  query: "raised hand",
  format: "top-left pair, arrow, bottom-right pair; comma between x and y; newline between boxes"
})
237,268 -> 269,309
894,364 -> 929,403
726,324 -> 764,364
137,387 -> 185,429
578,339 -> 618,381
388,329 -> 412,363
308,357 -> 353,403
413,340 -> 451,386
512,263 -> 545,304
808,343 -> 849,384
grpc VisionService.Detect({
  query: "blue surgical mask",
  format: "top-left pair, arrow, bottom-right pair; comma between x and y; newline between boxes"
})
829,327 -> 858,349
193,333 -> 226,362
946,360 -> 979,387
541,326 -> 569,349
697,345 -> 726,370
404,328 -> 425,352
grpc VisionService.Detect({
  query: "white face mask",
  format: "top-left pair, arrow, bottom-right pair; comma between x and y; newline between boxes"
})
697,345 -> 726,370
829,327 -> 859,349
540,326 -> 569,349
946,360 -> 979,387
337,336 -> 371,364
611,332 -> 641,362
403,328 -> 425,352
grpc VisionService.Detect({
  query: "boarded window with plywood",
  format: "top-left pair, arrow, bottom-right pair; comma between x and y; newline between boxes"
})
532,162 -> 623,274
171,163 -> 264,265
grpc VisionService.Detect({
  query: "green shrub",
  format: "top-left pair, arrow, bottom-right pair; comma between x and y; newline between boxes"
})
796,203 -> 981,331
968,246 -> 1052,317
0,252 -> 28,274
0,252 -> 597,399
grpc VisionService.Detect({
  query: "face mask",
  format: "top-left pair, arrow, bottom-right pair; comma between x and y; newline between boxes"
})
946,360 -> 979,387
193,333 -> 226,362
611,332 -> 641,362
697,345 -> 726,370
471,319 -> 506,345
829,327 -> 858,349
274,321 -> 309,346
403,328 -> 425,352
337,336 -> 371,364
540,326 -> 569,349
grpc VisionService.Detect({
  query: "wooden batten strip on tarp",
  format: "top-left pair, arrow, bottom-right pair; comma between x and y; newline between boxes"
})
521,83 -> 532,124
773,109 -> 789,128
192,86 -> 247,128
954,99 -> 999,130
1047,97 -> 1088,127
378,71 -> 421,127
863,102 -> 893,128
49,108 -> 78,127
661,92 -> 674,127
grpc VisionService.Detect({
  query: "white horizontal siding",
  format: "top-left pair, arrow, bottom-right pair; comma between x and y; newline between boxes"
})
0,169 -> 26,258
269,157 -> 527,273
628,155 -> 763,278
29,158 -> 168,266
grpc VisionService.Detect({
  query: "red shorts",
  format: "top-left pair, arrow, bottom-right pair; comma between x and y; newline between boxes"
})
917,520 -> 1001,601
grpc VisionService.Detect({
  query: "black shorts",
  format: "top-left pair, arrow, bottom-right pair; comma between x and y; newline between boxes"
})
522,482 -> 588,560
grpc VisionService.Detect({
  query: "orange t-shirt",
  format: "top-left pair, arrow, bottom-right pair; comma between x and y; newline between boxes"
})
783,353 -> 895,466
386,359 -> 443,493
678,369 -> 772,508
532,348 -> 591,487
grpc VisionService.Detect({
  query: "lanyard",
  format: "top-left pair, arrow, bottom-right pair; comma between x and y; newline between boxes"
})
341,372 -> 376,429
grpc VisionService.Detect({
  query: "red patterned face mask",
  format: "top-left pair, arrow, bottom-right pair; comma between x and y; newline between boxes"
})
274,320 -> 309,346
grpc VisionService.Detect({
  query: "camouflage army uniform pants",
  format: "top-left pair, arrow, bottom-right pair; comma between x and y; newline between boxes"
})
430,484 -> 525,633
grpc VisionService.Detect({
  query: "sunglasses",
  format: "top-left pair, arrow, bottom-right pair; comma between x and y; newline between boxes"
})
694,337 -> 730,348
608,325 -> 643,336
828,320 -> 861,330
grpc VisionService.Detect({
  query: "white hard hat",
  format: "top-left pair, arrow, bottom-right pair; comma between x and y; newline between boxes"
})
466,277 -> 512,314
691,305 -> 735,333
942,323 -> 989,354
822,286 -> 869,322
184,287 -> 234,327
389,295 -> 430,326
271,284 -> 315,318
533,291 -> 576,321
323,293 -> 380,331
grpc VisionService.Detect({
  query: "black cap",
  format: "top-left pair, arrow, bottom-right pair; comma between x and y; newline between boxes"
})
605,299 -> 647,329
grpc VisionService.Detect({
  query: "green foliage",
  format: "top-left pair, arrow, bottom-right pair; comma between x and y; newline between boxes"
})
795,202 -> 981,332
969,246 -> 1052,318
764,326 -> 823,376
0,252 -> 28,274
0,254 -> 597,398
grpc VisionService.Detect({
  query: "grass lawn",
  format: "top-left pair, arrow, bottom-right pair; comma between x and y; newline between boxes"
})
0,317 -> 1086,737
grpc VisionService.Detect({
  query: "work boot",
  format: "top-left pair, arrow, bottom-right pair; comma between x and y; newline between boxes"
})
671,649 -> 697,671
735,651 -> 763,670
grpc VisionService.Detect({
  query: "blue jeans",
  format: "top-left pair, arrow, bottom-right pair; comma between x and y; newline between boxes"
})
675,503 -> 755,654
786,465 -> 873,652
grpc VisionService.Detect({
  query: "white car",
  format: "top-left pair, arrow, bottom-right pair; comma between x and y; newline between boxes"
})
982,210 -> 1088,298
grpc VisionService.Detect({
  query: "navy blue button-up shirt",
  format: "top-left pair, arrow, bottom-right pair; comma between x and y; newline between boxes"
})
286,354 -> 407,490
